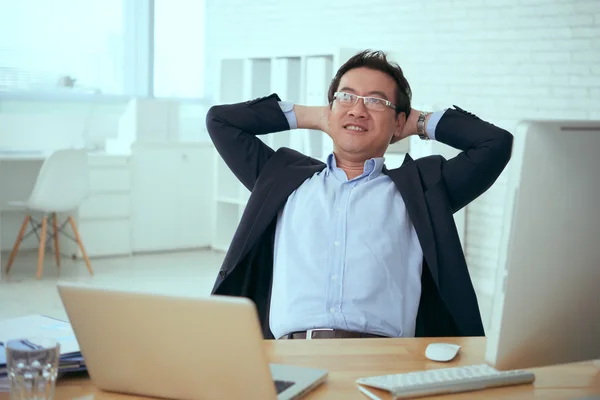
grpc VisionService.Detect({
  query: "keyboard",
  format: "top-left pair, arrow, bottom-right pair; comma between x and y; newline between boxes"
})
274,379 -> 295,394
356,364 -> 535,399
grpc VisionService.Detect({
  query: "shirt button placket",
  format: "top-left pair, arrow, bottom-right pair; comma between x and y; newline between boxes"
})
331,182 -> 346,325
335,183 -> 350,324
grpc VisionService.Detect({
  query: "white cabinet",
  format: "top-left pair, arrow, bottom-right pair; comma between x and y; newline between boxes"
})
130,142 -> 214,252
77,154 -> 132,258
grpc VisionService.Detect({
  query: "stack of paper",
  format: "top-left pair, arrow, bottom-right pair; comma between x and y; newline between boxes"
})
0,315 -> 87,392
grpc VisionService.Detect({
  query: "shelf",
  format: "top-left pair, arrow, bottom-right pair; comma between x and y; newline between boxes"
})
216,156 -> 239,200
269,130 -> 291,150
305,55 -> 332,105
220,59 -> 245,103
271,57 -> 302,103
247,58 -> 272,98
304,56 -> 334,159
216,196 -> 246,206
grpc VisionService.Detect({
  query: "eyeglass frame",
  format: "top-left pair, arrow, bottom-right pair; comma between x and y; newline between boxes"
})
332,91 -> 397,111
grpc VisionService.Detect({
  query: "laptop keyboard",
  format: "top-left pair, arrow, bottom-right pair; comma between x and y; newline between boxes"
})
274,379 -> 295,394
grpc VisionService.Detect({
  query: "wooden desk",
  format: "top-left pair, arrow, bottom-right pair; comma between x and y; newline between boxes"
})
6,338 -> 599,400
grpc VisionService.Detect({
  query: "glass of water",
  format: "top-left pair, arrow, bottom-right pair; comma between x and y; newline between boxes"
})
5,338 -> 60,400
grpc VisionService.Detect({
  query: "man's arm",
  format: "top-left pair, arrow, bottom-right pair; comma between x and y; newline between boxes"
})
206,94 -> 291,191
293,104 -> 330,131
406,106 -> 514,212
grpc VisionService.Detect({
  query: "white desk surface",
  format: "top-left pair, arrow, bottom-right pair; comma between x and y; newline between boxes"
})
0,148 -> 117,161
0,149 -> 49,161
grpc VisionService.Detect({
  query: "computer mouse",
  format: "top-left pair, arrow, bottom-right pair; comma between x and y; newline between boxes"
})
425,343 -> 461,362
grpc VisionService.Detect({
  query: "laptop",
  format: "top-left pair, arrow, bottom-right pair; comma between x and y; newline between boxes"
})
56,282 -> 328,400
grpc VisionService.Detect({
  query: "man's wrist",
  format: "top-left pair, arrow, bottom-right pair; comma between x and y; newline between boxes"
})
417,111 -> 432,140
278,101 -> 298,129
294,105 -> 327,131
424,110 -> 447,140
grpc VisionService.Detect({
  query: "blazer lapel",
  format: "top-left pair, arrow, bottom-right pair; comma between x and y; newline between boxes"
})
230,161 -> 326,269
385,154 -> 439,285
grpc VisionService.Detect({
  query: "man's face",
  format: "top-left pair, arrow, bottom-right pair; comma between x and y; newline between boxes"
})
328,67 -> 406,160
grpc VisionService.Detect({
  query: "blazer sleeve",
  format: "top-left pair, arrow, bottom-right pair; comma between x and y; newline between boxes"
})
205,93 -> 292,192
434,106 -> 514,212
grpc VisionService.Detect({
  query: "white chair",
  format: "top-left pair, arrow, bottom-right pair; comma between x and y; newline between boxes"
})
4,148 -> 93,279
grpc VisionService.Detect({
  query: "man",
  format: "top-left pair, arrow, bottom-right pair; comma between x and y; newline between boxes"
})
207,50 -> 513,340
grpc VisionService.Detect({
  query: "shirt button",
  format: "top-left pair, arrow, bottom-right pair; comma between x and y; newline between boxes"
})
329,307 -> 336,313
331,275 -> 337,281
334,241 -> 339,247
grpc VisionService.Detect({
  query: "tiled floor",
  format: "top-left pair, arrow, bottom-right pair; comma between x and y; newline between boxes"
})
0,248 -> 224,322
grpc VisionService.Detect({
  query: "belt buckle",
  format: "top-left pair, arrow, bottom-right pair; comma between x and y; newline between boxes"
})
306,328 -> 333,340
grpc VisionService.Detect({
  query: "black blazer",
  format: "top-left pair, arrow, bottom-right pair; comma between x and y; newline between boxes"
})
207,93 -> 513,339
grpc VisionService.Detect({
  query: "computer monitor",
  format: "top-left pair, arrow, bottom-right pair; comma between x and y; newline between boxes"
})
485,119 -> 600,371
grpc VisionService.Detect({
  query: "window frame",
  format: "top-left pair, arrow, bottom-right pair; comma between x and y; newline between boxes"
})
0,0 -> 209,105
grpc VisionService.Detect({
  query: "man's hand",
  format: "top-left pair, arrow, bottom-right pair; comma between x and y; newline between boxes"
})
292,105 -> 431,143
294,105 -> 330,133
390,108 -> 432,144
399,109 -> 431,142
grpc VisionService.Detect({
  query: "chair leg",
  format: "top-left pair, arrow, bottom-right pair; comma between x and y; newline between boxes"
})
68,216 -> 93,276
36,216 -> 48,280
5,215 -> 32,274
52,212 -> 60,268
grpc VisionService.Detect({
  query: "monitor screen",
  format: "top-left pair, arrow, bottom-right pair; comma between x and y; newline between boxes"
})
485,120 -> 600,370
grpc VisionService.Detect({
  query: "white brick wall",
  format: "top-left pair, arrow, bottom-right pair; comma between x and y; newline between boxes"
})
206,0 -> 600,119
205,0 -> 600,328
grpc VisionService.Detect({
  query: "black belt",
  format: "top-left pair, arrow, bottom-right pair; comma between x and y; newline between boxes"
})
279,328 -> 387,340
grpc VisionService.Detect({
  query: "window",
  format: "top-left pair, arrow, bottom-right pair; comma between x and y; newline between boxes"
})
0,0 -> 124,95
153,0 -> 205,99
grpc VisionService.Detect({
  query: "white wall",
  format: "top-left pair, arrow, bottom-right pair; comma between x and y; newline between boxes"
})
204,0 -> 600,328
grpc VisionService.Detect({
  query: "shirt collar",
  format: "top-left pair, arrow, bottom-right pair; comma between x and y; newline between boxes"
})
326,153 -> 385,180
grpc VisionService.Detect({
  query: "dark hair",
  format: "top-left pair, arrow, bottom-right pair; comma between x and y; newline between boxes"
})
327,49 -> 412,117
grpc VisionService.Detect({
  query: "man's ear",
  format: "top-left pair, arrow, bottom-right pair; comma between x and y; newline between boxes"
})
396,111 -> 407,128
391,112 -> 406,140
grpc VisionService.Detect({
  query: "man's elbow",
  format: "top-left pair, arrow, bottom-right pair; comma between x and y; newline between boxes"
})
495,128 -> 514,167
205,105 -> 225,138
502,129 -> 515,164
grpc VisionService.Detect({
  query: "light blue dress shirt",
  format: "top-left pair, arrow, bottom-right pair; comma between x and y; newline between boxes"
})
269,102 -> 446,339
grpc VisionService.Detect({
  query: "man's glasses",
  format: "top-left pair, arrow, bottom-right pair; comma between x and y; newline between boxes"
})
333,91 -> 396,111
